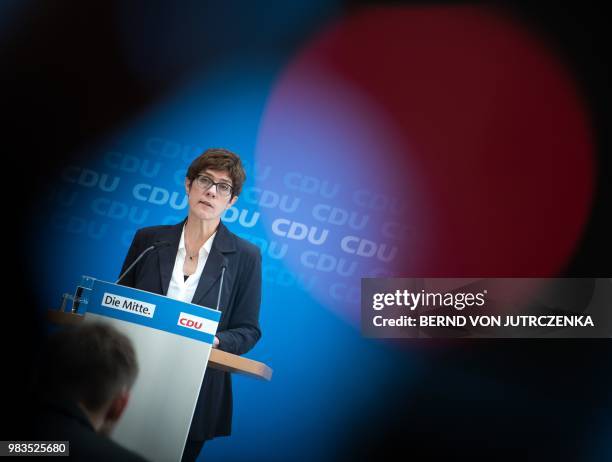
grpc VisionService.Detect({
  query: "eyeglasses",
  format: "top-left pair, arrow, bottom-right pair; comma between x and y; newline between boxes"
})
193,175 -> 233,197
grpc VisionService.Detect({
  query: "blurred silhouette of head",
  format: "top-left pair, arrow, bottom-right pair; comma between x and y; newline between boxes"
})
38,322 -> 138,434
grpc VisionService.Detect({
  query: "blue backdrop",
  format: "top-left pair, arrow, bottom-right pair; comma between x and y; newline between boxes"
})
31,58 -> 420,461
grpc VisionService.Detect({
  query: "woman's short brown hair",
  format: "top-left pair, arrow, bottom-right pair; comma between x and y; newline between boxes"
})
186,148 -> 246,197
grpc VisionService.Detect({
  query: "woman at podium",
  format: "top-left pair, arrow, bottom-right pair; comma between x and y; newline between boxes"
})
118,148 -> 262,461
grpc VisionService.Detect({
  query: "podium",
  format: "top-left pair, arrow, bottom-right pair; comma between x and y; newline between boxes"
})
49,276 -> 272,462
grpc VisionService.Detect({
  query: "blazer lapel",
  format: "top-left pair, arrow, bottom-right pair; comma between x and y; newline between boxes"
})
158,220 -> 184,295
191,221 -> 236,307
191,247 -> 225,308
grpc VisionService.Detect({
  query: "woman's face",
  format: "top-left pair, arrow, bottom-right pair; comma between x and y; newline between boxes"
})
185,169 -> 238,222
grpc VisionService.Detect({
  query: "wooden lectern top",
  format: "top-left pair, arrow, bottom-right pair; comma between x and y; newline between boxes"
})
47,310 -> 273,381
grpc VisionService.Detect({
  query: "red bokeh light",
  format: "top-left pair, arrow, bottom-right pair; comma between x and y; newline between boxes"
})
261,5 -> 594,278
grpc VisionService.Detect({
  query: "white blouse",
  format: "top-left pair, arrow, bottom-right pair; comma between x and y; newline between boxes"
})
166,225 -> 217,304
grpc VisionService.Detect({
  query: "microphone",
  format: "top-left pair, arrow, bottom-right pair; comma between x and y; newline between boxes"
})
215,259 -> 228,311
116,240 -> 171,284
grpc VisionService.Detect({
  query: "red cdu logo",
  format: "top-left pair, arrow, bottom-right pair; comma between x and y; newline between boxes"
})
179,317 -> 202,329
177,312 -> 217,336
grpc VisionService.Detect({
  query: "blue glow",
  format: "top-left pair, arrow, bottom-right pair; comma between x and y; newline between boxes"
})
32,62 -> 421,460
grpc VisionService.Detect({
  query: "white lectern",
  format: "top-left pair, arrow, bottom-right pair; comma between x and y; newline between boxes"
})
56,276 -> 222,461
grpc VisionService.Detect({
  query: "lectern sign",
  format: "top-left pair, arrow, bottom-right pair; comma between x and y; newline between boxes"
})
85,278 -> 220,345
101,292 -> 156,318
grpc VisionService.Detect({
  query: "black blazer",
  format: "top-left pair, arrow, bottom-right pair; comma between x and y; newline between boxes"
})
118,219 -> 262,440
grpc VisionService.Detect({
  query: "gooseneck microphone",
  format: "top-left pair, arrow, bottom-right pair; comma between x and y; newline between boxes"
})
215,259 -> 228,311
116,240 -> 171,284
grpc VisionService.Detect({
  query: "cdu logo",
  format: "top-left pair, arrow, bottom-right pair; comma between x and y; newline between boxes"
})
177,312 -> 218,336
